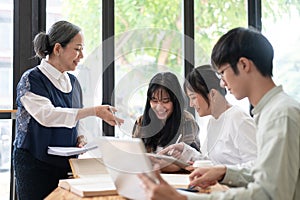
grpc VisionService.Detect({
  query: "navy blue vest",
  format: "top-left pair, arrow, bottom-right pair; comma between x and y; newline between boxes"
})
15,67 -> 83,168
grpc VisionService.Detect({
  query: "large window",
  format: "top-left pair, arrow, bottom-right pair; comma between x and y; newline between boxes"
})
262,1 -> 300,102
114,0 -> 184,137
194,1 -> 248,143
46,0 -> 103,140
43,0 -> 300,140
0,1 -> 13,200
0,1 -> 13,109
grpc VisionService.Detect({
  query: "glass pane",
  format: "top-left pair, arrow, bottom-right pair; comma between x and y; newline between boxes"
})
0,0 -> 13,199
262,1 -> 300,102
0,120 -> 12,200
115,0 -> 184,137
194,0 -> 248,143
46,0 -> 102,139
0,1 -> 13,110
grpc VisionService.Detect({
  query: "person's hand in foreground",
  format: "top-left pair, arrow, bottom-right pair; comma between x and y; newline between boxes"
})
138,165 -> 187,200
189,165 -> 226,189
158,142 -> 185,159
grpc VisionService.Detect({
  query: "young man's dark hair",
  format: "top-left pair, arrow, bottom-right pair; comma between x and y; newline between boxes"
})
211,27 -> 274,77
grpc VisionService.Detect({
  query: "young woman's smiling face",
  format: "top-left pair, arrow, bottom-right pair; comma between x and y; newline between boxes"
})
186,88 -> 210,117
149,88 -> 174,120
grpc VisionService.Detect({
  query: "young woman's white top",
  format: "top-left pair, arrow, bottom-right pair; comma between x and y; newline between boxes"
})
181,105 -> 257,168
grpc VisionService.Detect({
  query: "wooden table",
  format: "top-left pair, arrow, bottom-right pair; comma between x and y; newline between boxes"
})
45,187 -> 126,200
45,183 -> 228,200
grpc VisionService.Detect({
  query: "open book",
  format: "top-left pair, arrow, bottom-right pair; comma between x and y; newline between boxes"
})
58,174 -> 117,197
58,158 -> 117,197
69,158 -> 108,178
47,145 -> 98,156
64,157 -> 193,197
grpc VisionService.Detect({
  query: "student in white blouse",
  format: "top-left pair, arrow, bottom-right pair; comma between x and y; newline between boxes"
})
159,65 -> 257,168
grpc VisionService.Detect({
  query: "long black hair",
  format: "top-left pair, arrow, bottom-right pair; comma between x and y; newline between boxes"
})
139,72 -> 186,152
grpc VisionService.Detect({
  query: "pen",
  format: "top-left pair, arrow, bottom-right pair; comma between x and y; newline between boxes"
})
168,133 -> 182,156
175,133 -> 183,144
188,185 -> 196,190
188,175 -> 199,190
177,186 -> 198,192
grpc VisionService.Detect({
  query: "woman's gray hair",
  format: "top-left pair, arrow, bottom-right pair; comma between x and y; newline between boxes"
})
33,20 -> 81,58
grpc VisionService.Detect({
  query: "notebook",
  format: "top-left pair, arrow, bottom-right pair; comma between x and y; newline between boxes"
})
95,137 -> 158,200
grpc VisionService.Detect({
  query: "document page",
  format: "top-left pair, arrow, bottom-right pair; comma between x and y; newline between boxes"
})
69,158 -> 108,178
47,145 -> 98,156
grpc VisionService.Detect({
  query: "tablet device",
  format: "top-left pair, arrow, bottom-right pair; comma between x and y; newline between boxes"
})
95,137 -> 158,200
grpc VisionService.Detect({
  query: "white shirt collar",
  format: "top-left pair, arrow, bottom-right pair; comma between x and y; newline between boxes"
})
38,59 -> 72,93
40,59 -> 60,78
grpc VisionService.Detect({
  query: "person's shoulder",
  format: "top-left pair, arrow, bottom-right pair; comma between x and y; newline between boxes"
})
226,105 -> 247,116
225,106 -> 254,124
258,86 -> 297,112
66,72 -> 76,78
277,91 -> 299,107
22,66 -> 38,75
66,72 -> 78,81
273,92 -> 300,118
20,66 -> 41,81
262,88 -> 299,112
66,72 -> 82,88
182,111 -> 198,123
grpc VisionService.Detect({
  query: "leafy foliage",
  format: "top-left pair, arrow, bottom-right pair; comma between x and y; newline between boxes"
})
63,0 -> 298,66
63,0 -> 300,102
62,0 -> 101,54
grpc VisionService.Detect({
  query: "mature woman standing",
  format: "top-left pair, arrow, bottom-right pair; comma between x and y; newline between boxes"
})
13,21 -> 123,199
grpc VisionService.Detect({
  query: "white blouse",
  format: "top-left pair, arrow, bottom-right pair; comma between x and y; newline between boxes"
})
181,106 -> 257,168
